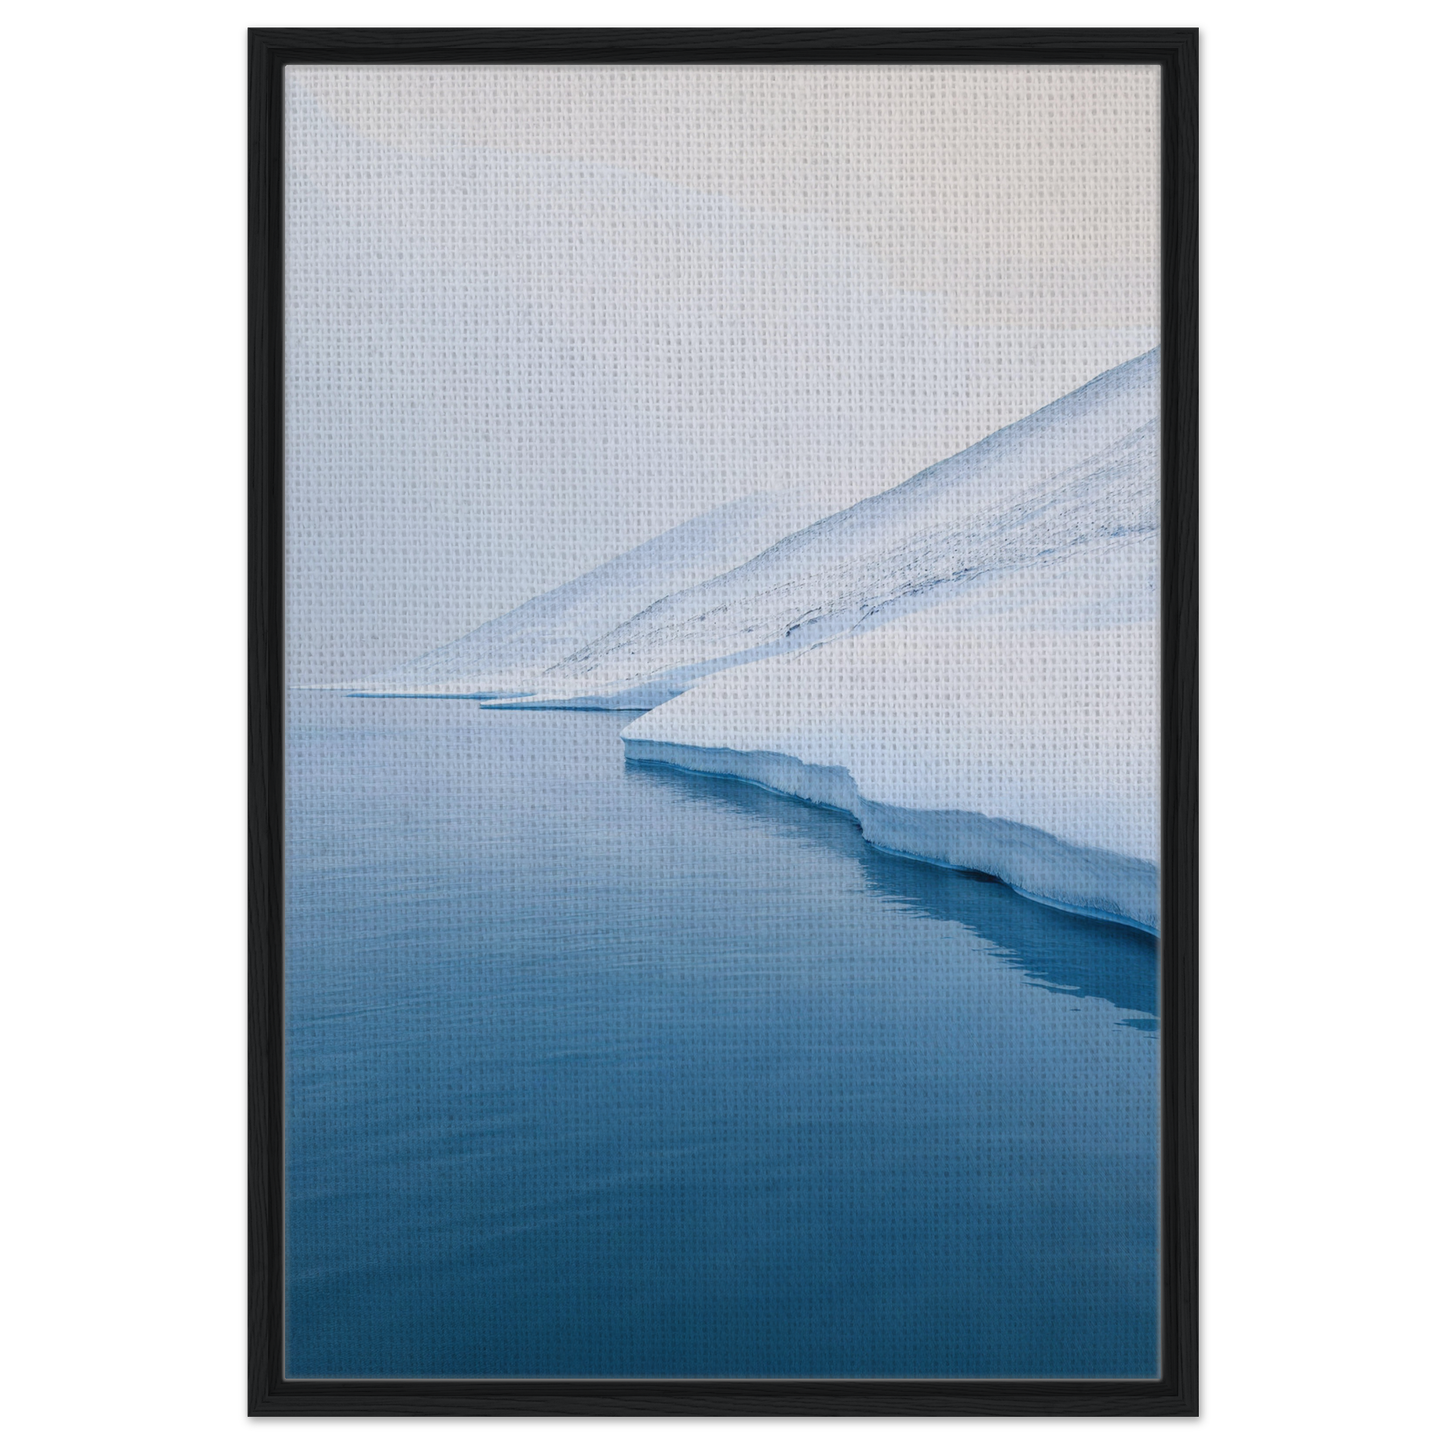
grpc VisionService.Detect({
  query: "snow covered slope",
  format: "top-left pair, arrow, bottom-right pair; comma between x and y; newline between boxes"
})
622,537 -> 1160,931
614,351 -> 1162,931
345,489 -> 823,695
549,349 -> 1158,705
357,348 -> 1159,705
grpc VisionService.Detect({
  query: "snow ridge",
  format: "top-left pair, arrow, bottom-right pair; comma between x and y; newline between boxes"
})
349,348 -> 1159,705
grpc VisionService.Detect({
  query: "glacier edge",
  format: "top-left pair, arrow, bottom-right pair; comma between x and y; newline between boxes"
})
622,737 -> 1159,935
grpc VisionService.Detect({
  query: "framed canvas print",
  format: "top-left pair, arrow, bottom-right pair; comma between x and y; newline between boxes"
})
249,28 -> 1197,1415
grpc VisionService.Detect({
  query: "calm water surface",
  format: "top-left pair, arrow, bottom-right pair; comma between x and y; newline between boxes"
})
286,693 -> 1158,1378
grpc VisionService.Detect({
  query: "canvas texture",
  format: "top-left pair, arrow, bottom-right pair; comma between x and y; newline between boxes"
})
282,64 -> 1163,1381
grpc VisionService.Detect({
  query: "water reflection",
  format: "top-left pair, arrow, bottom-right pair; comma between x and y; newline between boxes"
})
626,759 -> 1158,1026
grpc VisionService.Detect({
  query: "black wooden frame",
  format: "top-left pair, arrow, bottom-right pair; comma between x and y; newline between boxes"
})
249,27 -> 1197,1416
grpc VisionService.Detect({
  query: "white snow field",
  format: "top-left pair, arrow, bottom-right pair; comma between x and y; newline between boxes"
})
614,351 -> 1162,931
622,538 -> 1160,932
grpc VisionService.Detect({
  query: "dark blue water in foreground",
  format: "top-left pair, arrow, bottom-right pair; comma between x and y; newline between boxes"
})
286,694 -> 1158,1378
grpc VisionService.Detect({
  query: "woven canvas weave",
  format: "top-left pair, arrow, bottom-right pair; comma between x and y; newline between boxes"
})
282,63 -> 1163,1381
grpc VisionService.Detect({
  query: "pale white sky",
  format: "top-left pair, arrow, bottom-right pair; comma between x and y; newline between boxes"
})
285,65 -> 1159,681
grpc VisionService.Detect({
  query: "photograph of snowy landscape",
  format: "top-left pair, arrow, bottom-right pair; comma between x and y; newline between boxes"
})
284,63 -> 1164,1379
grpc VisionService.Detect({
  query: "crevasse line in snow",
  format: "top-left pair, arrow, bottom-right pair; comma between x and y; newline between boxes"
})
622,738 -> 1159,936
